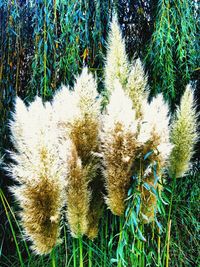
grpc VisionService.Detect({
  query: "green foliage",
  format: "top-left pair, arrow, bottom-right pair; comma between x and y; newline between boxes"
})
168,168 -> 200,266
146,0 -> 199,109
0,0 -> 111,151
117,0 -> 156,58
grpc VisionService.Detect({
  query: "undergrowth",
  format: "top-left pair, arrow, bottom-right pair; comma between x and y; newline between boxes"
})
0,166 -> 199,267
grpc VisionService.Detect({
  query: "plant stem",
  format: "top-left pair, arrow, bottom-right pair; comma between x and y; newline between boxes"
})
138,235 -> 142,267
64,223 -> 68,265
104,210 -> 108,266
117,217 -> 123,267
79,237 -> 83,267
166,220 -> 172,267
72,238 -> 77,267
163,177 -> 176,266
88,240 -> 92,267
157,227 -> 161,266
51,247 -> 56,267
100,216 -> 104,267
141,225 -> 145,267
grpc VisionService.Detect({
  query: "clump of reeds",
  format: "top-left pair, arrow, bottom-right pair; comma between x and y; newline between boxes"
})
8,97 -> 68,254
101,80 -> 139,216
169,84 -> 198,178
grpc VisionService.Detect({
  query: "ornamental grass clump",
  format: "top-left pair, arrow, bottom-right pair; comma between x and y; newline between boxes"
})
104,15 -> 172,223
53,67 -> 103,238
101,80 -> 139,216
169,84 -> 198,178
8,97 -> 69,255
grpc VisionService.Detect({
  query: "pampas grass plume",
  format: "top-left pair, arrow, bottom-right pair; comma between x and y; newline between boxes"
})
66,143 -> 91,237
9,97 -> 67,254
169,84 -> 198,178
139,95 -> 172,223
54,68 -> 102,238
101,80 -> 138,215
104,14 -> 129,93
126,58 -> 149,119
70,67 -> 100,164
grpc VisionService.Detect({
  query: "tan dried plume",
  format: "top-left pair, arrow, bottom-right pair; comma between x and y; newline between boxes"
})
8,97 -> 68,254
66,143 -> 91,237
101,80 -> 139,216
53,67 -> 103,238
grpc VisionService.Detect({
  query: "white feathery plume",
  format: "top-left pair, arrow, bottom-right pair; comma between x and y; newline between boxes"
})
8,96 -> 70,255
66,67 -> 101,163
52,85 -> 80,138
73,67 -> 100,117
104,14 -> 129,93
138,95 -> 172,162
126,58 -> 149,118
103,79 -> 137,134
66,67 -> 102,237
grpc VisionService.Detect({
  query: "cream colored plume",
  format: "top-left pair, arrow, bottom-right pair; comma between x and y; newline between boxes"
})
101,80 -> 138,215
126,58 -> 149,118
104,14 -> 129,93
8,96 -> 69,255
169,84 -> 198,178
68,67 -> 100,165
73,67 -> 100,116
103,79 -> 137,133
138,95 -> 172,223
139,95 -> 172,162
53,67 -> 102,238
52,85 -> 79,134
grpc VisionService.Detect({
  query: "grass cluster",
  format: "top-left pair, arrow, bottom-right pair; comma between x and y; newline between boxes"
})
0,1 -> 199,266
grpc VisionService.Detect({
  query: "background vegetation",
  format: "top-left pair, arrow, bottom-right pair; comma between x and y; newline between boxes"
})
0,0 -> 199,266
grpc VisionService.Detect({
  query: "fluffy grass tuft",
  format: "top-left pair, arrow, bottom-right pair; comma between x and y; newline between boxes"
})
169,84 -> 198,178
138,95 -> 172,223
104,14 -> 129,94
126,58 -> 149,119
101,80 -> 139,216
53,67 -> 102,238
8,97 -> 67,254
